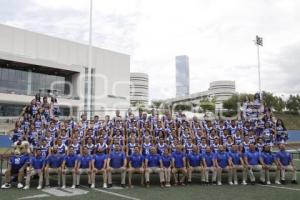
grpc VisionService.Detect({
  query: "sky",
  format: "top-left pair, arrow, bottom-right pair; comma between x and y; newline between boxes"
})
0,0 -> 299,101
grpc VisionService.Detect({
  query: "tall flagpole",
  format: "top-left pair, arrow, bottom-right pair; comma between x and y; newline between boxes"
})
255,35 -> 263,100
87,0 -> 93,119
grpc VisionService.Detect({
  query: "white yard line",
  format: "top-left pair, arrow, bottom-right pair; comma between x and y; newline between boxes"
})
81,185 -> 141,200
17,194 -> 50,199
262,185 -> 300,191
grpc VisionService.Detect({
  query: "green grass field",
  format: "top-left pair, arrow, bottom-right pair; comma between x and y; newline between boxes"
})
0,172 -> 300,200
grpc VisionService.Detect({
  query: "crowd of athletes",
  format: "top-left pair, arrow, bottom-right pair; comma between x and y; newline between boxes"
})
1,93 -> 298,190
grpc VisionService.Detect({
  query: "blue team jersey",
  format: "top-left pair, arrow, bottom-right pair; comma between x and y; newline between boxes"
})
161,154 -> 172,168
276,150 -> 292,166
46,154 -> 64,168
64,154 -> 78,168
229,151 -> 242,165
260,152 -> 275,165
78,155 -> 92,169
10,154 -> 30,170
94,153 -> 107,169
245,151 -> 260,165
203,152 -> 214,167
31,156 -> 45,170
146,154 -> 161,167
109,151 -> 125,168
172,151 -> 185,168
187,152 -> 202,167
214,152 -> 229,168
129,153 -> 144,168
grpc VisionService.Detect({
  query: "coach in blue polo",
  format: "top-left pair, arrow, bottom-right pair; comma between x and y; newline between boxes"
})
172,145 -> 187,186
107,143 -> 126,188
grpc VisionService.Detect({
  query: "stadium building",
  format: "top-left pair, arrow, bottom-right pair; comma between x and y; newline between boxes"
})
165,80 -> 236,110
0,24 -> 130,120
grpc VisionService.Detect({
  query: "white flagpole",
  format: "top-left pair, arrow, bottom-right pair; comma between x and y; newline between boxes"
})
87,0 -> 93,119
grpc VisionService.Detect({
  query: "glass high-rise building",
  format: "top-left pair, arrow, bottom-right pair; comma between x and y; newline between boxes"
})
176,55 -> 189,97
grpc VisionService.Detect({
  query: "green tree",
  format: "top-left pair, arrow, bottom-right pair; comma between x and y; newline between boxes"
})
273,96 -> 286,113
286,95 -> 300,114
262,91 -> 276,108
199,98 -> 216,112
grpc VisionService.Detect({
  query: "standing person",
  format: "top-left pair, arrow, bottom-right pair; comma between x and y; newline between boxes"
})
44,146 -> 64,187
160,147 -> 173,187
127,146 -> 145,188
202,146 -> 217,184
24,148 -> 45,190
260,145 -> 280,185
61,146 -> 78,189
145,147 -> 164,188
229,144 -> 247,185
91,148 -> 108,188
244,144 -> 264,185
187,145 -> 204,184
107,144 -> 127,188
276,144 -> 298,184
214,145 -> 233,185
172,145 -> 187,186
76,146 -> 93,187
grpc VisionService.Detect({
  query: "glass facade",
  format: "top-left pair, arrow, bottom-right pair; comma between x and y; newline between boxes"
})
0,103 -> 26,116
0,67 -> 70,96
176,55 -> 190,97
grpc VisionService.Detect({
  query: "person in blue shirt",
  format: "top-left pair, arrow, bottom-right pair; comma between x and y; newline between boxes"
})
214,145 -> 232,185
187,145 -> 204,184
107,143 -> 126,188
1,147 -> 30,189
228,144 -> 247,185
127,145 -> 144,188
202,146 -> 217,184
145,147 -> 164,188
276,144 -> 297,184
259,145 -> 280,185
244,144 -> 264,185
76,146 -> 93,188
160,147 -> 172,188
172,145 -> 187,186
61,146 -> 78,189
44,146 -> 64,187
24,148 -> 45,190
91,146 -> 108,189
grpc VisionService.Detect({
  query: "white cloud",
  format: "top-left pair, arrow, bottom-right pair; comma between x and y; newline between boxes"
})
0,0 -> 299,100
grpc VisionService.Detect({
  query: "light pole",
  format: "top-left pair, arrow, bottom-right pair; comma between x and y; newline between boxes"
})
87,0 -> 93,119
255,35 -> 263,100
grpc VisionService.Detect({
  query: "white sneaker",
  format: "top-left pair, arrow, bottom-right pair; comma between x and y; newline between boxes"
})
234,181 -> 238,185
71,185 -> 76,189
37,185 -> 42,190
103,183 -> 107,189
229,182 -> 233,185
90,184 -> 95,188
217,182 -> 222,186
1,183 -> 11,189
17,183 -> 24,189
242,181 -> 247,185
23,185 -> 29,190
275,181 -> 281,185
267,181 -> 271,185
61,185 -> 66,189
165,184 -> 171,187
